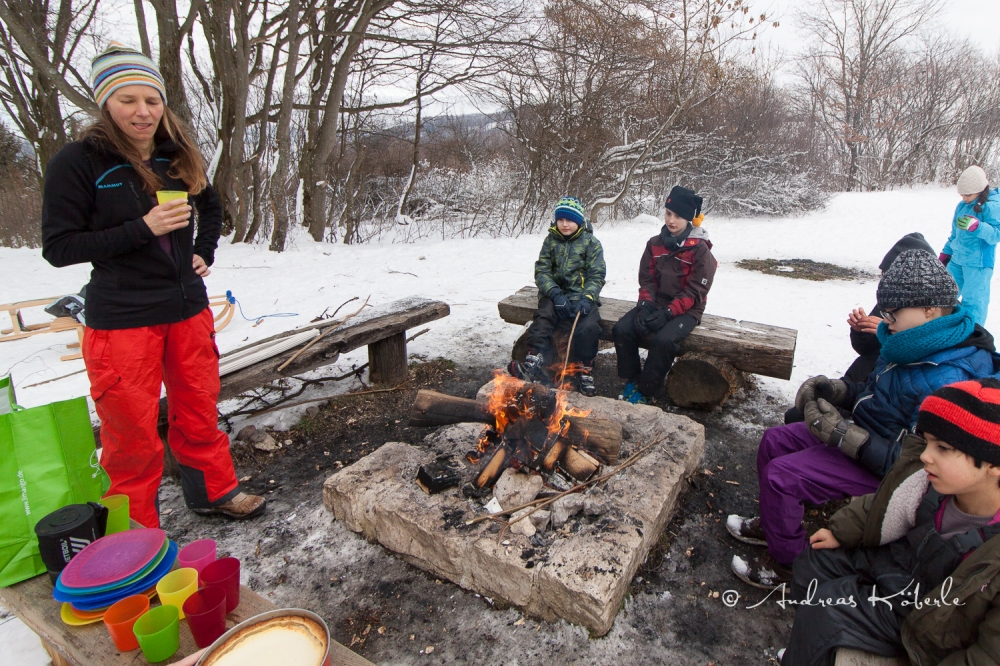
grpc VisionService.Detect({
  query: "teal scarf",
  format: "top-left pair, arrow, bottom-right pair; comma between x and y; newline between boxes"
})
876,304 -> 975,365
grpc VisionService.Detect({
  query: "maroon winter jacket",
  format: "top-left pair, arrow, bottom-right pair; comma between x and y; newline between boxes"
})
637,225 -> 717,323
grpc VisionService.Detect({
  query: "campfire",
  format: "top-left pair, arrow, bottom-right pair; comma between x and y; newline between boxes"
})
408,372 -> 623,494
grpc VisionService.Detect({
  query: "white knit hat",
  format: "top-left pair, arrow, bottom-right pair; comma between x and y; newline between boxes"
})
956,166 -> 989,195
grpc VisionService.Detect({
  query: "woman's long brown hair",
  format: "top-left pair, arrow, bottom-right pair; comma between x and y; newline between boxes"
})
81,104 -> 207,195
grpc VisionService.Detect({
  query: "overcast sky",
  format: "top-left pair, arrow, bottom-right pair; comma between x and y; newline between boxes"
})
759,0 -> 1000,56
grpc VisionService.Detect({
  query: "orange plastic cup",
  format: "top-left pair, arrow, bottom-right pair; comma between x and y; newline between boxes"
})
103,594 -> 150,651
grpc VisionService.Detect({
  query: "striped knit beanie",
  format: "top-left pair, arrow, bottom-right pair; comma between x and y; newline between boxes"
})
554,196 -> 585,227
917,379 -> 1000,466
90,42 -> 166,108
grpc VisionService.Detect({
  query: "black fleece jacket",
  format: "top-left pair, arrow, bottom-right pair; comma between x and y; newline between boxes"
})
42,138 -> 223,330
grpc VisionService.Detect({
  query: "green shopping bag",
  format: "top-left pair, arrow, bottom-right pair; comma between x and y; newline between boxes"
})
0,379 -> 110,587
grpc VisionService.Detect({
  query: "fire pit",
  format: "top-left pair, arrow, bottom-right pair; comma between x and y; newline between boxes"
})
322,375 -> 705,635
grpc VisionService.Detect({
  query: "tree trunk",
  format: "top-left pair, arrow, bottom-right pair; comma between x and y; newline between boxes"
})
269,0 -> 302,252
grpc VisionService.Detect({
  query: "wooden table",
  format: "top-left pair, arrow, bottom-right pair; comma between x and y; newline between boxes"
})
0,574 -> 373,666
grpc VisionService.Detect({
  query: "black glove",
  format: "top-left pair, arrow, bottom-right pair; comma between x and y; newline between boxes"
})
549,289 -> 572,320
634,302 -> 654,336
803,398 -> 869,458
573,297 -> 593,316
642,306 -> 672,333
815,377 -> 849,408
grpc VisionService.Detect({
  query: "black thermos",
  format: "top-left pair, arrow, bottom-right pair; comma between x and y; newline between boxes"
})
34,503 -> 108,584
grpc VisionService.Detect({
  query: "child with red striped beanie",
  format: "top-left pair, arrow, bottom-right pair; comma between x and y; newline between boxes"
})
779,378 -> 1000,665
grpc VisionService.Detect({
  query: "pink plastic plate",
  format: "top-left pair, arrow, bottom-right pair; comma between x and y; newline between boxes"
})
58,529 -> 166,590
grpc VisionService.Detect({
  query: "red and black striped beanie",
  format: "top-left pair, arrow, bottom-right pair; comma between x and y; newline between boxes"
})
917,379 -> 1000,465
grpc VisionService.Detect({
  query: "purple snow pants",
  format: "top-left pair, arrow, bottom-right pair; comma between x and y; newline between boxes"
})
757,422 -> 880,566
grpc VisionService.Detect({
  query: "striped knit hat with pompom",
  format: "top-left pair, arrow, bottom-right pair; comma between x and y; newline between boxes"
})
90,42 -> 166,108
917,379 -> 1000,465
554,196 -> 585,227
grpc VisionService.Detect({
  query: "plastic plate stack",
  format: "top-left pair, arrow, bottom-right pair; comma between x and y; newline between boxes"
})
53,529 -> 176,624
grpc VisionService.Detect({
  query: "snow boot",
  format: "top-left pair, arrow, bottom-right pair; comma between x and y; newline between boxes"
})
577,364 -> 596,397
731,553 -> 792,590
726,514 -> 768,546
618,381 -> 639,402
509,349 -> 549,384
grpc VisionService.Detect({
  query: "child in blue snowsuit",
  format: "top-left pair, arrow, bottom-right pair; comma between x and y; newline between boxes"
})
941,165 -> 1000,326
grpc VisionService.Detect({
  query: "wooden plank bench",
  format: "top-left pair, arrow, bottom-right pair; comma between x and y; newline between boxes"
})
498,286 -> 797,408
217,296 -> 450,401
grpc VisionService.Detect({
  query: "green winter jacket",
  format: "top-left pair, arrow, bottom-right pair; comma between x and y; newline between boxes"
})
534,220 -> 606,305
829,435 -> 1000,666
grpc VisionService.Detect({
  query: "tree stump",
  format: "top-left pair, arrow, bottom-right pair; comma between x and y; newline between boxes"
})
665,352 -> 745,410
369,331 -> 408,384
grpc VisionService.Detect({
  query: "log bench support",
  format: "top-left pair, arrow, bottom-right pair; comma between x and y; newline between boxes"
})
369,331 -> 408,385
499,286 -> 796,409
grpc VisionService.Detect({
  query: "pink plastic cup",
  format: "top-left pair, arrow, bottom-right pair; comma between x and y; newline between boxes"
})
182,586 -> 228,648
177,539 -> 216,574
199,557 -> 240,613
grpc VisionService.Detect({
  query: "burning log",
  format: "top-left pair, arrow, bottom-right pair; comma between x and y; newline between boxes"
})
407,388 -> 622,464
561,447 -> 601,481
475,443 -> 511,488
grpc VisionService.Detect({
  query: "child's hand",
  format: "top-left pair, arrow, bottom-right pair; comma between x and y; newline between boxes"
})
957,215 -> 980,232
847,308 -> 880,334
810,529 -> 840,550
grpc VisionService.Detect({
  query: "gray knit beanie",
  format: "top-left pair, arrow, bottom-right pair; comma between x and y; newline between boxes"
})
876,249 -> 959,309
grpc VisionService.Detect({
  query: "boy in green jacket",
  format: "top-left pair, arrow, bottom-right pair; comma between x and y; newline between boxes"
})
509,197 -> 606,396
780,379 -> 1000,665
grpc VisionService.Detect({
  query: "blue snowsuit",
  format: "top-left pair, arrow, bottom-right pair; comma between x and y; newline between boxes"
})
942,188 -> 1000,325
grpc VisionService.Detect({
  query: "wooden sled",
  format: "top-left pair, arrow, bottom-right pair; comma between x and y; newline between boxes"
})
0,294 -> 234,362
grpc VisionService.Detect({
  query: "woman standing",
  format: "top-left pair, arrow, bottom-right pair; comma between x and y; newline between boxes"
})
940,165 -> 1000,326
41,44 -> 265,528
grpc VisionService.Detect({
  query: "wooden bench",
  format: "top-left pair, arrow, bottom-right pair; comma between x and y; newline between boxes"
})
217,296 -> 450,401
0,524 -> 373,665
835,649 -> 908,666
0,295 -> 235,363
498,286 -> 797,408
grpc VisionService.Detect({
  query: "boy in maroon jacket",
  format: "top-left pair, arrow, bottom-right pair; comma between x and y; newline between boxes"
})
613,186 -> 717,404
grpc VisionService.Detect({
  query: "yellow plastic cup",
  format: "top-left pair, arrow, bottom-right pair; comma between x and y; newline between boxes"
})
155,567 -> 199,619
156,190 -> 188,205
99,494 -> 130,535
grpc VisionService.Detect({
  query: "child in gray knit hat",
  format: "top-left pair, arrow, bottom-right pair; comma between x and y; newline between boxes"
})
727,248 -> 1000,590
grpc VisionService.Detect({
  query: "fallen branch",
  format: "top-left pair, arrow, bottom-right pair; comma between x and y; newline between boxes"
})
23,368 -> 87,388
277,296 -> 370,372
249,382 -> 410,416
466,430 -> 666,528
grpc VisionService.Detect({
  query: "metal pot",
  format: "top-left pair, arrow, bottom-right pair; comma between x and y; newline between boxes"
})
195,608 -> 331,666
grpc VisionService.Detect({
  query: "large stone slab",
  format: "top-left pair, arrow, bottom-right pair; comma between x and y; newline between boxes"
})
322,388 -> 705,636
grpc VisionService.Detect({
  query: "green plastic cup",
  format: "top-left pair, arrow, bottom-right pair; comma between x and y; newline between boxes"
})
99,494 -> 130,535
156,190 -> 188,205
132,605 -> 180,663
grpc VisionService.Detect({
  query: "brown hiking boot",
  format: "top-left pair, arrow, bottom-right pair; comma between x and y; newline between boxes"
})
726,514 -> 767,546
192,492 -> 267,520
731,553 -> 792,590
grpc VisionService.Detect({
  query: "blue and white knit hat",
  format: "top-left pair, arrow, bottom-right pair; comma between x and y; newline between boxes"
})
554,196 -> 585,227
90,42 -> 166,108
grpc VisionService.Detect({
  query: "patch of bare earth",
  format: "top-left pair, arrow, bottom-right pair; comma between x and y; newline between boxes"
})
737,258 -> 875,282
155,356 -> 816,664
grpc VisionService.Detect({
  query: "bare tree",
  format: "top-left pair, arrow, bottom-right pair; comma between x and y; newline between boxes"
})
796,0 -> 943,190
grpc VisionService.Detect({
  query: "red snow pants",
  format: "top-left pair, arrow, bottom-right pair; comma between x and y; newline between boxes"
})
83,308 -> 238,528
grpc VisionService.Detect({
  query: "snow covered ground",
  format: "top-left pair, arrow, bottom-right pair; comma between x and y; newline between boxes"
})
1,185 -> 993,663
